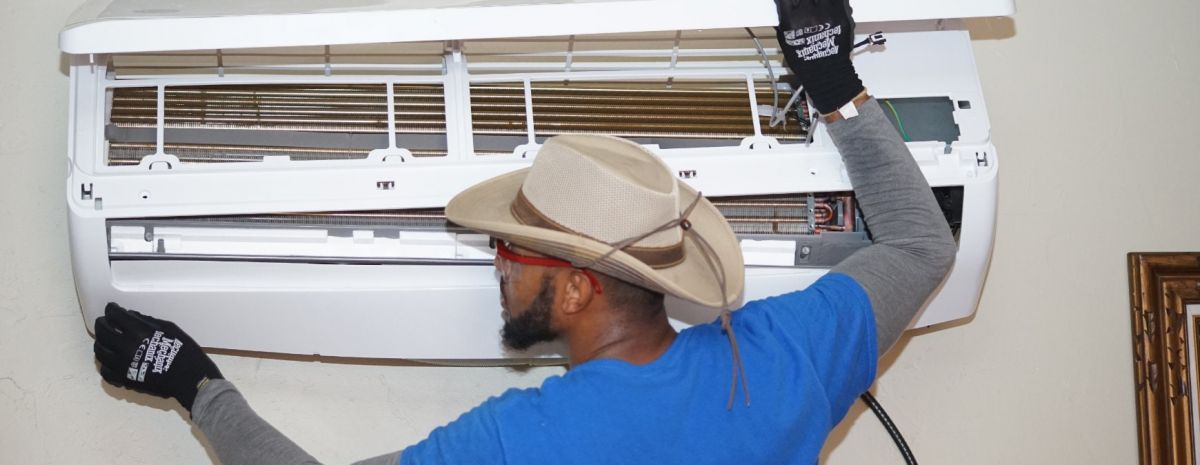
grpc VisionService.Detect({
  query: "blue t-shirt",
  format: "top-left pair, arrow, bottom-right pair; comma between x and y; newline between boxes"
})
401,273 -> 877,465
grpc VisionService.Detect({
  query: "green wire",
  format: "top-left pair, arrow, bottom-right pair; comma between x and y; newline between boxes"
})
883,100 -> 912,142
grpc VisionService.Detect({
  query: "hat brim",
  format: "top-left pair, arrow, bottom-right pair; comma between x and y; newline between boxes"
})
446,168 -> 745,309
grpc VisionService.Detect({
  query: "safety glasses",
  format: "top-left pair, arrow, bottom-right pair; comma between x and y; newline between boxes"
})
494,239 -> 603,295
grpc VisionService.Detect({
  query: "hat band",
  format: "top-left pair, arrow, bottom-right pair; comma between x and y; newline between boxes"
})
511,189 -> 686,269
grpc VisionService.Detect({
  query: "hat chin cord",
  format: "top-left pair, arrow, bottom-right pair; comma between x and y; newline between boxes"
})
574,192 -> 749,410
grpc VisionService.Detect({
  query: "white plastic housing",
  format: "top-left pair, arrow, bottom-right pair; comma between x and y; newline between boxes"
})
60,0 -> 1014,54
62,14 -> 999,358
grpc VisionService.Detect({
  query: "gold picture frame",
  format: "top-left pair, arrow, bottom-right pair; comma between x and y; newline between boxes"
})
1130,252 -> 1200,465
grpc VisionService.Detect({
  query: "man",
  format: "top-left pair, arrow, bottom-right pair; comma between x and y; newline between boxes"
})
92,1 -> 957,463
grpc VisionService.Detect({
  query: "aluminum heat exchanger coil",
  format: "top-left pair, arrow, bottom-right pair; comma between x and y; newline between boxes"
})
105,83 -> 806,165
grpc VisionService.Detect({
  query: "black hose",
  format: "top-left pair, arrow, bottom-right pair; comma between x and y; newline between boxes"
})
859,391 -> 918,465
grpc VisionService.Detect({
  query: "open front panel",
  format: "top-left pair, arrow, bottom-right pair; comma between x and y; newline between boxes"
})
61,0 -> 1017,55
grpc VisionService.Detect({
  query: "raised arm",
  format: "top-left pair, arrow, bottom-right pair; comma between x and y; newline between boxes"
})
826,98 -> 957,355
775,0 -> 957,355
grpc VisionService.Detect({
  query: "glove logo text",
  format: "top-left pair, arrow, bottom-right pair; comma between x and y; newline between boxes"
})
783,22 -> 832,40
783,24 -> 843,62
127,338 -> 149,382
126,331 -> 186,382
143,330 -> 184,376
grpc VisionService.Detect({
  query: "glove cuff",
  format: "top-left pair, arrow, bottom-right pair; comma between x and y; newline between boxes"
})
176,360 -> 224,412
796,58 -> 865,115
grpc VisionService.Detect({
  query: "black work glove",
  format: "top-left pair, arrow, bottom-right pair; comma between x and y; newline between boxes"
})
774,0 -> 865,114
93,302 -> 223,412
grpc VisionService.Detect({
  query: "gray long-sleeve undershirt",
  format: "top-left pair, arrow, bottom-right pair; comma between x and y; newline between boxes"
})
827,98 -> 958,354
188,97 -> 956,464
192,379 -> 400,465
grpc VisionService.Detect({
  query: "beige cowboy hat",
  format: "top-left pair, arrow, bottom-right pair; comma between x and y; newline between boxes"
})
446,134 -> 744,309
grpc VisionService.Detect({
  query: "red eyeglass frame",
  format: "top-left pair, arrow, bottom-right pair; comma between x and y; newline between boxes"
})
494,240 -> 603,295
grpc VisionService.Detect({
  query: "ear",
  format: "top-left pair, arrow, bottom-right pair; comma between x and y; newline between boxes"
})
558,270 -> 597,317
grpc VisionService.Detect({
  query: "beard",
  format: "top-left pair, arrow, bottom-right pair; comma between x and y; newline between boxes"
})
500,277 -> 558,351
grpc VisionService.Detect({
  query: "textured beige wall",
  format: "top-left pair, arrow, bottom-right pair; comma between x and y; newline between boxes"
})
2,1 -> 1198,463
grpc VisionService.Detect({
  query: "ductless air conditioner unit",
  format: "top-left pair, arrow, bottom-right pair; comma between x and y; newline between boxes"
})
61,0 -> 1012,359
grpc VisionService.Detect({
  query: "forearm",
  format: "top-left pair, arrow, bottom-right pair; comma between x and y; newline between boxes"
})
827,96 -> 957,355
192,379 -> 401,465
191,379 -> 322,465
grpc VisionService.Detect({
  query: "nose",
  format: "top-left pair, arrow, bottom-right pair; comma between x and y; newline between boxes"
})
494,253 -> 510,279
